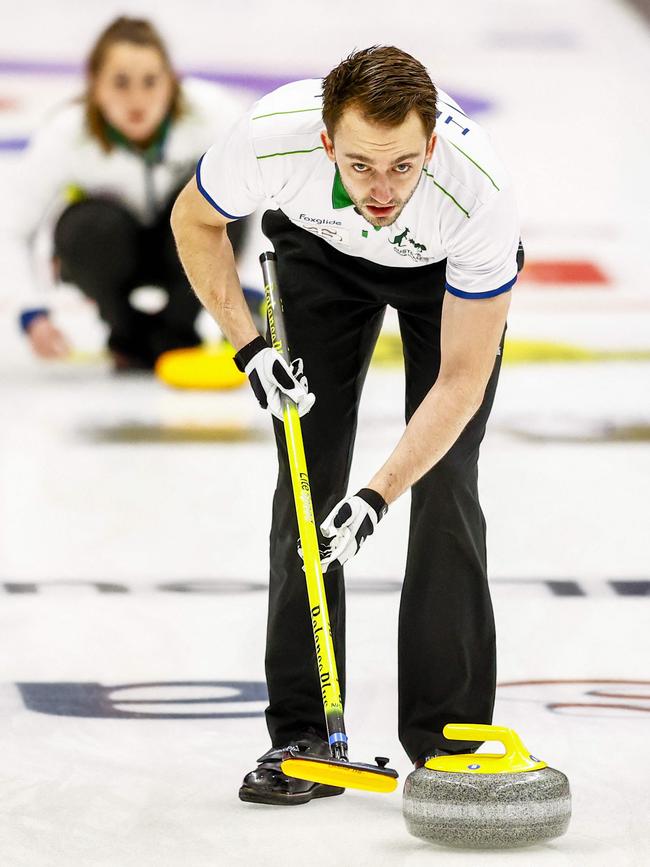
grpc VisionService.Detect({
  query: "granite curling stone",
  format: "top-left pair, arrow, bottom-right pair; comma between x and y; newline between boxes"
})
403,724 -> 571,849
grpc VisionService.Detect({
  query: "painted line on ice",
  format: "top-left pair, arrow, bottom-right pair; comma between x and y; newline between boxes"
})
0,60 -> 494,151
0,137 -> 27,150
0,578 -> 647,596
0,59 -> 493,115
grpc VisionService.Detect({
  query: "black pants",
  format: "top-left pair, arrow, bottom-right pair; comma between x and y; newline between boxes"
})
262,210 -> 507,763
54,195 -> 247,365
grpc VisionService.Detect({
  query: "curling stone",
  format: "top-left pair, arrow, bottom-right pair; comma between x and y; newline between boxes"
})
403,724 -> 571,849
155,343 -> 246,390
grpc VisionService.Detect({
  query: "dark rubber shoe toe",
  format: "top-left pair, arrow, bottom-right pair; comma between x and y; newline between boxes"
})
239,738 -> 345,806
239,765 -> 344,806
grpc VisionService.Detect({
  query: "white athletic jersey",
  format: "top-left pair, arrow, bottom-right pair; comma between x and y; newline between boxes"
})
0,78 -> 249,311
198,78 -> 520,299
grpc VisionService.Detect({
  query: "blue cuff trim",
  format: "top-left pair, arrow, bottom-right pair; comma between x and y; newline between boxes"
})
328,732 -> 348,745
19,308 -> 49,332
445,275 -> 517,299
242,286 -> 264,303
195,154 -> 245,221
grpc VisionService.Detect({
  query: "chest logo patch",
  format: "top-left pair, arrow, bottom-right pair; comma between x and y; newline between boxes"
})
389,227 -> 428,261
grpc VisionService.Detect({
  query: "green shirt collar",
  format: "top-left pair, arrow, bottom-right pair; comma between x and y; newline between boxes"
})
331,166 -> 354,209
106,115 -> 171,164
331,167 -> 382,231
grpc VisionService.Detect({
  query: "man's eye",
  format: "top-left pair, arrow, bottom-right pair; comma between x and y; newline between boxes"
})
395,164 -> 411,174
113,74 -> 129,89
352,164 -> 368,173
143,75 -> 159,89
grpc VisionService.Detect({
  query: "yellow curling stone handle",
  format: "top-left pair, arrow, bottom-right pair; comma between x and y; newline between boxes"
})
424,724 -> 547,774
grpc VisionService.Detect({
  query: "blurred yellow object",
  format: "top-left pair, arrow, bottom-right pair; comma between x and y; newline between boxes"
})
155,343 -> 247,390
64,183 -> 87,204
371,333 -> 650,367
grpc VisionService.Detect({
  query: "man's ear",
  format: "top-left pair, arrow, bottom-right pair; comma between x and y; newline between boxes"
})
321,130 -> 336,162
425,132 -> 437,163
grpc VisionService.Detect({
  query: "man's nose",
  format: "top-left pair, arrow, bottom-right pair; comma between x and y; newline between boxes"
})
370,177 -> 393,204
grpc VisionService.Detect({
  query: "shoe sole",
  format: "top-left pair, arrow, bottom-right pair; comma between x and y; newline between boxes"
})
238,783 -> 345,806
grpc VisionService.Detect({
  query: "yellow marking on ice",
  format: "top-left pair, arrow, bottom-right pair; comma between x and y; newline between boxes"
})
370,334 -> 650,367
87,423 -> 263,444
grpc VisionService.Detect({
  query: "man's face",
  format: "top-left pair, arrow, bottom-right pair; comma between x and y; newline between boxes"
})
321,106 -> 436,228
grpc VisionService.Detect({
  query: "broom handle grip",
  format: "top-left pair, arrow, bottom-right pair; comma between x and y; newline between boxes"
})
259,252 -> 290,362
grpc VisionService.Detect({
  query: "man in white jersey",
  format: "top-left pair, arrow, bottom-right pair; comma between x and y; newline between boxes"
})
172,46 -> 522,806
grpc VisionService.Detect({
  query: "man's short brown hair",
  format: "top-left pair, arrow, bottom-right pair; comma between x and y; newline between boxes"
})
322,46 -> 438,138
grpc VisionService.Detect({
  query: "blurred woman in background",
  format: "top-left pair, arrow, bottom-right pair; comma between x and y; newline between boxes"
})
3,16 -> 252,369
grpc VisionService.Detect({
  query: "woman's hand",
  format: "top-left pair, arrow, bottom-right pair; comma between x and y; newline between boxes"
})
27,315 -> 71,359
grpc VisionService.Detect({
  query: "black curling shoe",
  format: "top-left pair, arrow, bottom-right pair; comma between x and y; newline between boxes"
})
414,745 -> 479,768
238,736 -> 345,806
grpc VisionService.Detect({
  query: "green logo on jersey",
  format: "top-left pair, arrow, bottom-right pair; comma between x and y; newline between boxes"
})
390,228 -> 410,247
389,227 -> 427,259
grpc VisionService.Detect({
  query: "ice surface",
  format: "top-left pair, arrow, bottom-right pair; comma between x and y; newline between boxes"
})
0,1 -> 649,865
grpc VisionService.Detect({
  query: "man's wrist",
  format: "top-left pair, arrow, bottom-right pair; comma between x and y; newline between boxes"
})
356,488 -> 388,521
366,473 -> 400,507
233,335 -> 267,371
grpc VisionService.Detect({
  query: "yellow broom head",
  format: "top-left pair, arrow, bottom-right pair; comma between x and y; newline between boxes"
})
281,754 -> 398,793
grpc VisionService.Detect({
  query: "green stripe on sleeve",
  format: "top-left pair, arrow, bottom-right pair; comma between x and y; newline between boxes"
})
252,107 -> 322,120
423,169 -> 470,218
256,145 -> 324,160
449,142 -> 500,190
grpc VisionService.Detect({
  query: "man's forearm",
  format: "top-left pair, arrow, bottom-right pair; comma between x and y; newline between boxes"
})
172,220 -> 259,351
368,377 -> 484,505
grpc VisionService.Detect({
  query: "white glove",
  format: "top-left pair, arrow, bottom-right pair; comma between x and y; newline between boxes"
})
234,336 -> 315,420
319,488 -> 388,573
